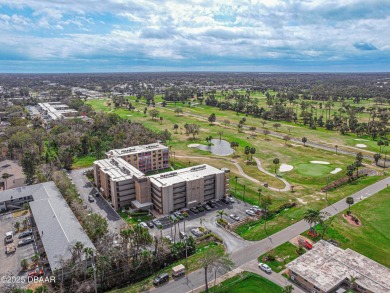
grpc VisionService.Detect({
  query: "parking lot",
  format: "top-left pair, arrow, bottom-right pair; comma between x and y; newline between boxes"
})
150,197 -> 257,252
0,212 -> 37,278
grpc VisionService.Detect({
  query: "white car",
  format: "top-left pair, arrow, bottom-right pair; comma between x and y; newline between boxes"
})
252,205 -> 262,212
140,222 -> 148,229
164,235 -> 173,243
228,197 -> 235,203
230,214 -> 240,221
246,209 -> 256,216
258,263 -> 272,273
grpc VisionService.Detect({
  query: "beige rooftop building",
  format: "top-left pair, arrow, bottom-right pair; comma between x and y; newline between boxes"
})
286,240 -> 390,293
94,145 -> 230,214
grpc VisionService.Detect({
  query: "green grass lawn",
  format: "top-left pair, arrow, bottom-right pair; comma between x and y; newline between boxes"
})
206,271 -> 282,293
72,154 -> 98,169
118,211 -> 154,224
317,188 -> 390,268
258,242 -> 300,273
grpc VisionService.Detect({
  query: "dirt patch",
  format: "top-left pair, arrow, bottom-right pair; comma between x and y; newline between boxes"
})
343,214 -> 362,227
289,235 -> 314,248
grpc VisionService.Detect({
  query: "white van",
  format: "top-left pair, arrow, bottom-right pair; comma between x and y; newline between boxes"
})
172,264 -> 185,277
5,231 -> 13,243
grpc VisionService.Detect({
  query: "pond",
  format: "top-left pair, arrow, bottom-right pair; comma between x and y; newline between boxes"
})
189,139 -> 234,156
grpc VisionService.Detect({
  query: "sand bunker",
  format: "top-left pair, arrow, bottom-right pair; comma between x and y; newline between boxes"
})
310,161 -> 330,164
355,139 -> 369,141
279,164 -> 294,172
356,144 -> 367,148
330,168 -> 342,174
188,144 -> 200,148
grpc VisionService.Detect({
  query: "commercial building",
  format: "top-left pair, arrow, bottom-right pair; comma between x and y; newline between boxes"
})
37,102 -> 78,121
105,143 -> 169,173
0,182 -> 95,271
149,165 -> 230,214
286,240 -> 390,293
0,160 -> 25,192
94,145 -> 230,214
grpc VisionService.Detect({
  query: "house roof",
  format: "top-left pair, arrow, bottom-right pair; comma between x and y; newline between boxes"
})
286,240 -> 390,293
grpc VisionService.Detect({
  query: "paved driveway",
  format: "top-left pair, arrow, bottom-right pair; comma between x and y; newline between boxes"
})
69,168 -> 126,232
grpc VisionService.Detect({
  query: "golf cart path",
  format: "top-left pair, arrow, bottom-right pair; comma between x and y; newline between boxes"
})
175,155 -> 291,192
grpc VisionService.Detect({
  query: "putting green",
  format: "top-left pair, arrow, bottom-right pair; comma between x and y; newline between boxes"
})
295,163 -> 333,177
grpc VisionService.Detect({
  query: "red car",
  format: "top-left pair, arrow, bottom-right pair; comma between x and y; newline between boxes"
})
28,268 -> 44,278
298,239 -> 313,250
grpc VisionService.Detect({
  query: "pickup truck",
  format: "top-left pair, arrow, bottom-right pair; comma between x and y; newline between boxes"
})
5,243 -> 16,254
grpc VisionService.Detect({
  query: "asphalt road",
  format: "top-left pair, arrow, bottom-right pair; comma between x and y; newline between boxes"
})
69,168 -> 126,232
152,176 -> 390,293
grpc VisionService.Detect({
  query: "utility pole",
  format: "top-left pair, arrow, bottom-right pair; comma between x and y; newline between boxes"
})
325,176 -> 330,204
92,264 -> 97,293
243,185 -> 246,206
185,237 -> 189,286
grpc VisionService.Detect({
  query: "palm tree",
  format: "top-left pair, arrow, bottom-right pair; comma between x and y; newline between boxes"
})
303,209 -> 321,230
73,241 -> 84,262
257,188 -> 262,206
346,197 -> 354,214
1,172 -> 11,189
21,258 -> 29,270
273,158 -> 280,175
302,137 -> 307,146
173,218 -> 178,243
217,210 -> 227,220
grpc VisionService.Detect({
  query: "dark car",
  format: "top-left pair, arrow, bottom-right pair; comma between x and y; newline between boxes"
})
190,207 -> 199,214
18,237 -> 33,246
88,195 -> 95,202
18,229 -> 33,239
153,273 -> 169,286
197,206 -> 205,212
221,198 -> 230,204
207,201 -> 216,208
147,222 -> 154,228
203,204 -> 212,211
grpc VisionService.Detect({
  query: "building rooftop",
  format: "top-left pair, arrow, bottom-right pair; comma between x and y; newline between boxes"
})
94,157 -> 145,181
0,182 -> 95,271
286,240 -> 390,293
106,142 -> 168,157
149,164 -> 224,187
0,160 -> 25,190
38,102 -> 77,120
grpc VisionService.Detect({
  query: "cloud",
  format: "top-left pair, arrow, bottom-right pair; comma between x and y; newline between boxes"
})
0,0 -> 389,72
353,42 -> 378,51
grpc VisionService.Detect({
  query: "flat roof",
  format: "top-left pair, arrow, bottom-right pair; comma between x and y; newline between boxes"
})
0,182 -> 95,271
149,164 -> 224,187
107,142 -> 168,157
95,157 -> 145,181
286,240 -> 390,293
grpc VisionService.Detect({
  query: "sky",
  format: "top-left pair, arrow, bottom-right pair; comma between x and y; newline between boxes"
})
0,0 -> 389,73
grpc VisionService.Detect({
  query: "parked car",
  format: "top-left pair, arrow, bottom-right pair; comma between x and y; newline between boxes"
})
174,211 -> 183,219
19,229 -> 33,238
203,204 -> 211,211
164,235 -> 173,243
246,210 -> 256,216
190,207 -> 199,214
153,273 -> 169,286
298,239 -> 313,250
228,197 -> 235,203
172,264 -> 185,277
197,206 -> 205,212
230,214 -> 240,221
252,205 -> 262,212
207,201 -> 216,208
82,171 -> 87,175
191,228 -> 203,237
152,219 -> 162,227
220,198 -> 230,204
18,237 -> 33,246
88,195 -> 95,202
147,222 -> 154,228
28,267 -> 44,278
5,231 -> 13,243
5,243 -> 16,254
179,231 -> 187,239
258,263 -> 272,273
139,222 -> 148,229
